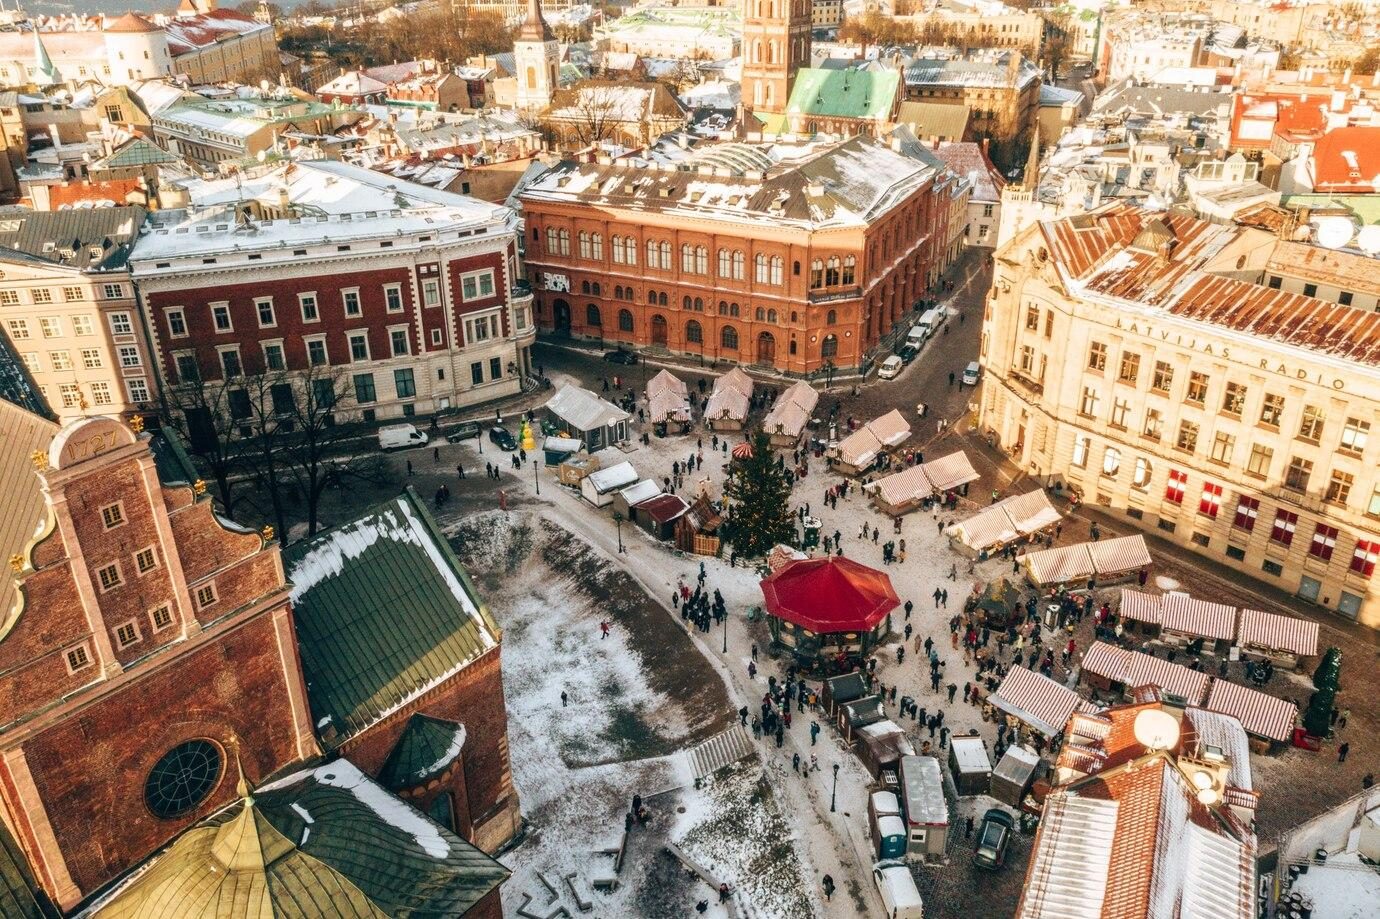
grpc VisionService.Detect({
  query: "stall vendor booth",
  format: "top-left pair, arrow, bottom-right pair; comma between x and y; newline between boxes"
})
760,556 -> 900,672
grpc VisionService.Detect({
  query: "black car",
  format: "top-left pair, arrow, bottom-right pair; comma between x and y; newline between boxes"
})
973,808 -> 1016,869
489,426 -> 517,451
897,344 -> 920,364
602,349 -> 638,365
446,421 -> 481,442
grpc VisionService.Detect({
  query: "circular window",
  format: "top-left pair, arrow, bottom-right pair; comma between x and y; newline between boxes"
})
145,740 -> 223,819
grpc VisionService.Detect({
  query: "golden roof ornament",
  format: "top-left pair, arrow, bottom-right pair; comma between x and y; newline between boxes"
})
129,414 -> 145,434
261,525 -> 274,541
30,450 -> 48,471
8,554 -> 23,574
193,479 -> 207,496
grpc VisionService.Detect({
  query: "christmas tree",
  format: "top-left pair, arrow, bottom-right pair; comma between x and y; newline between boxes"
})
723,430 -> 796,558
1303,646 -> 1342,738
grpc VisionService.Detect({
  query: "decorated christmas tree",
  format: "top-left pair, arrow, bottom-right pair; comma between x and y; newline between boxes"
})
723,431 -> 796,558
1303,646 -> 1342,738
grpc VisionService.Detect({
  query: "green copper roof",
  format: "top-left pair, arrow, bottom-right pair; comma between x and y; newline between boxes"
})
1281,194 -> 1380,227
379,714 -> 467,791
0,819 -> 56,919
96,138 -> 179,170
284,490 -> 500,750
91,760 -> 509,918
785,69 -> 901,122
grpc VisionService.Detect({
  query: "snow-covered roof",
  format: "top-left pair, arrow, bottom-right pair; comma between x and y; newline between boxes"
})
898,755 -> 946,825
586,461 -> 638,494
545,384 -> 631,432
318,70 -> 389,97
949,736 -> 991,773
618,478 -> 662,506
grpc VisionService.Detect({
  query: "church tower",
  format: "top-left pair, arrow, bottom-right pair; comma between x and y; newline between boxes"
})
741,0 -> 811,117
514,0 -> 559,112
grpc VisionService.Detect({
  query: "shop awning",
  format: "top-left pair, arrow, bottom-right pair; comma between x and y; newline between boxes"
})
920,450 -> 980,493
1018,535 -> 1150,585
1204,679 -> 1296,742
990,666 -> 1098,736
1086,535 -> 1152,575
947,488 -> 1058,551
1161,593 -> 1237,642
1117,588 -> 1164,625
1077,641 -> 1209,704
1236,609 -> 1318,657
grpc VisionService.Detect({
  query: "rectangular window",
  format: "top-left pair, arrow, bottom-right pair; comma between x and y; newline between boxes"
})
1142,408 -> 1162,440
391,329 -> 409,357
1199,482 -> 1222,517
195,583 -> 217,608
384,285 -> 404,313
1368,483 -> 1380,518
1210,431 -> 1234,464
49,350 -> 73,371
1186,371 -> 1208,405
135,547 -> 157,573
461,271 -> 495,301
1072,434 -> 1089,468
1226,545 -> 1246,561
59,383 -> 81,408
1284,456 -> 1313,492
1270,510 -> 1298,546
97,562 -> 123,591
471,362 -> 484,386
40,317 -> 61,337
256,298 -> 276,327
1340,418 -> 1370,455
1262,559 -> 1283,576
1117,352 -> 1140,384
1222,382 -> 1246,416
1110,398 -> 1130,428
300,293 -> 319,322
72,315 -> 93,336
1309,523 -> 1338,561
263,343 -> 285,371
1350,540 -> 1379,578
353,373 -> 376,403
1018,345 -> 1034,373
117,346 -> 141,367
114,620 -> 140,648
1232,495 -> 1259,531
348,332 -> 369,362
101,503 -> 125,528
0,290 -> 19,305
90,381 -> 111,405
31,287 -> 52,303
1087,341 -> 1107,371
1303,282 -> 1317,297
1260,393 -> 1285,427
394,368 -> 416,398
1025,304 -> 1039,330
489,356 -> 502,380
211,304 -> 232,332
1298,405 -> 1324,442
1079,387 -> 1099,418
219,348 -> 242,379
1339,290 -> 1353,306
430,328 -> 443,346
342,289 -> 361,317
150,604 -> 174,632
102,283 -> 123,300
175,353 -> 200,383
1267,275 -> 1282,289
1175,420 -> 1199,453
1246,443 -> 1273,478
63,286 -> 84,302
1326,469 -> 1354,505
306,338 -> 328,366
6,319 -> 29,339
422,278 -> 441,307
126,378 -> 150,404
166,308 -> 187,338
65,644 -> 92,673
270,383 -> 294,415
1165,469 -> 1187,504
80,348 -> 102,368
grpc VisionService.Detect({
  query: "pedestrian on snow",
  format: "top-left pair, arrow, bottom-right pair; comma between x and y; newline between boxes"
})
751,643 -> 759,661
600,620 -> 611,639
948,683 -> 958,703
965,816 -> 975,838
719,883 -> 730,904
775,726 -> 785,748
811,722 -> 821,745
792,752 -> 801,774
433,446 -> 440,463
1339,742 -> 1350,763
822,876 -> 835,901
748,661 -> 757,680
904,599 -> 913,620
406,460 -> 414,476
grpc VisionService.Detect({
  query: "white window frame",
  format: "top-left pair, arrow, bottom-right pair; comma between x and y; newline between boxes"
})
304,334 -> 329,367
101,501 -> 126,529
430,328 -> 443,346
117,345 -> 142,368
347,330 -> 371,363
217,345 -> 243,378
261,339 -> 286,372
58,383 -> 81,408
108,312 -> 133,335
125,377 -> 150,404
460,270 -> 495,302
210,302 -> 233,333
63,286 -> 84,302
388,324 -> 410,358
342,288 -> 362,317
5,319 -> 29,339
299,292 -> 320,323
39,316 -> 61,337
165,307 -> 188,338
384,283 -> 405,313
102,283 -> 124,300
90,381 -> 112,405
49,350 -> 73,371
255,297 -> 277,328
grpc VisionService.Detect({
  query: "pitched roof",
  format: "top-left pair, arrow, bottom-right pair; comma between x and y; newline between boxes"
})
785,68 -> 900,122
1311,126 -> 1380,194
545,384 -> 630,432
0,402 -> 56,630
378,713 -> 467,789
103,12 -> 160,32
91,759 -> 508,918
283,491 -> 500,749
0,205 -> 145,272
896,100 -> 970,140
759,556 -> 899,633
91,137 -> 179,170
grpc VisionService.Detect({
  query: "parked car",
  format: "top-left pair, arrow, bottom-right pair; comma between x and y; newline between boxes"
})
962,361 -> 981,386
872,864 -> 925,919
603,349 -> 638,365
897,344 -> 920,364
446,421 -> 481,442
489,426 -> 517,451
378,423 -> 428,451
878,355 -> 905,380
973,808 -> 1016,869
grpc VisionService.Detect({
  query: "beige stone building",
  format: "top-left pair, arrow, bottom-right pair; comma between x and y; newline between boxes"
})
0,206 -> 154,419
980,204 -> 1380,628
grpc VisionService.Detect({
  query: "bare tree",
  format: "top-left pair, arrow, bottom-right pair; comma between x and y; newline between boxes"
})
544,84 -> 627,150
162,373 -> 248,515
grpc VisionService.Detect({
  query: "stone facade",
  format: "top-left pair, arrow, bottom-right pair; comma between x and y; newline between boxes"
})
742,0 -> 811,115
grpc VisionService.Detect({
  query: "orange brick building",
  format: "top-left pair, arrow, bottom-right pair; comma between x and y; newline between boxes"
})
519,132 -> 963,375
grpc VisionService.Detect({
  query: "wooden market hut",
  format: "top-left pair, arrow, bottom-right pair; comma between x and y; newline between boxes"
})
838,695 -> 886,746
761,380 -> 818,447
831,409 -> 911,477
760,556 -> 900,671
1235,608 -> 1319,669
857,719 -> 915,779
632,493 -> 690,541
612,479 -> 662,520
868,450 -> 981,516
821,670 -> 870,718
674,493 -> 723,555
705,367 -> 753,432
948,735 -> 993,796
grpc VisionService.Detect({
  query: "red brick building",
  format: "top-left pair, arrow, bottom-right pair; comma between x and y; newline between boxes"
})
519,132 -> 959,374
131,160 -> 536,423
0,414 -> 515,916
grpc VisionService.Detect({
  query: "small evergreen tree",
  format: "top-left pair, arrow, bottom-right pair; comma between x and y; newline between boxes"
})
1303,647 -> 1342,737
723,431 -> 796,559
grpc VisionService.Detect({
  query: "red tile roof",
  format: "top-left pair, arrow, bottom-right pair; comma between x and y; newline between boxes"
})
1311,126 -> 1380,194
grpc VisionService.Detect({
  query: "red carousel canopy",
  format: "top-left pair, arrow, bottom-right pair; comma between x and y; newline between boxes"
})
732,442 -> 754,459
759,556 -> 900,633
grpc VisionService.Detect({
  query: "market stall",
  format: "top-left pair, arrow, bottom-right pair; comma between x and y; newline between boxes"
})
831,409 -> 911,477
631,493 -> 689,541
947,489 -> 1060,554
1016,534 -> 1151,587
1077,641 -> 1210,705
704,367 -> 753,432
646,369 -> 692,432
1203,679 -> 1297,747
989,666 -> 1099,737
760,556 -> 899,671
1236,608 -> 1319,669
762,380 -> 819,447
1160,593 -> 1237,654
867,450 -> 980,516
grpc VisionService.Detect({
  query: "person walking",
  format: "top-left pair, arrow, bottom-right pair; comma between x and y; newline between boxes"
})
947,683 -> 958,703
406,459 -> 414,476
965,816 -> 975,838
1339,742 -> 1350,763
810,721 -> 820,746
599,620 -> 611,639
456,463 -> 465,479
822,875 -> 835,902
748,661 -> 757,680
561,691 -> 568,707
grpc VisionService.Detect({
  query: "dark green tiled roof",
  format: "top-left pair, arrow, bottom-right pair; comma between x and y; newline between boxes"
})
284,490 -> 500,750
149,425 -> 198,486
94,138 -> 179,169
379,714 -> 467,790
0,819 -> 56,919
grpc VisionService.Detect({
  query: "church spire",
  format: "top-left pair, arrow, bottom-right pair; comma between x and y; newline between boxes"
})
31,27 -> 59,87
516,0 -> 554,43
1022,124 -> 1040,191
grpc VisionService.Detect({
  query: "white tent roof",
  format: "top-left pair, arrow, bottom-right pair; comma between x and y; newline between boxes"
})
619,479 -> 662,506
586,461 -> 638,493
546,384 -> 631,432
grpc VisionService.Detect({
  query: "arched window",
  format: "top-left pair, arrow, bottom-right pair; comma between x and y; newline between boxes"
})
546,227 -> 558,254
686,320 -> 703,343
695,246 -> 708,274
826,256 -> 841,286
718,301 -> 727,315
789,339 -> 797,355
793,260 -> 801,276
581,280 -> 590,294
821,334 -> 837,358
842,255 -> 856,285
770,256 -> 783,285
591,233 -> 603,260
730,303 -> 740,317
526,66 -> 536,89
586,304 -> 602,326
755,253 -> 768,283
791,311 -> 798,322
768,40 -> 776,64
718,248 -> 731,277
614,285 -> 624,299
694,297 -> 704,311
612,236 -> 625,264
646,239 -> 658,268
1132,457 -> 1152,489
618,309 -> 634,332
658,292 -> 667,306
1102,447 -> 1121,477
648,289 -> 658,305
721,325 -> 739,350
683,295 -> 693,310
682,244 -> 695,273
732,250 -> 744,280
767,309 -> 777,323
659,241 -> 671,268
578,231 -> 591,259
755,307 -> 766,321
810,259 -> 823,288
625,237 -> 636,266
591,282 -> 600,296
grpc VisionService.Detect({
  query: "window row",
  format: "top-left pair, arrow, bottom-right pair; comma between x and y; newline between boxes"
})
0,283 -> 123,306
537,227 -> 793,287
21,346 -> 141,374
43,378 -> 143,408
808,256 -> 856,290
7,313 -> 109,340
94,543 -> 162,595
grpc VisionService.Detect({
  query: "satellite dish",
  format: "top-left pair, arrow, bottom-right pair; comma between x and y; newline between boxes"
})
1313,216 -> 1356,250
1133,709 -> 1181,751
1196,787 -> 1220,805
1356,225 -> 1380,256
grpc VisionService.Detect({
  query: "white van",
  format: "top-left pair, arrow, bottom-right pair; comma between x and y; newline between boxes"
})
378,423 -> 429,451
962,361 -> 981,386
873,865 -> 924,918
905,324 -> 927,348
878,355 -> 905,380
915,308 -> 942,340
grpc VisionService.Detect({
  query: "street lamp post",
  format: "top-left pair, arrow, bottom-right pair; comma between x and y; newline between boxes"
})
613,512 -> 625,554
830,763 -> 840,813
533,456 -> 540,495
722,605 -> 728,654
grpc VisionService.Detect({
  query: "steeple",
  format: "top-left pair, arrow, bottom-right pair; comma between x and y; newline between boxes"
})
1022,124 -> 1040,191
31,28 -> 59,87
516,0 -> 554,43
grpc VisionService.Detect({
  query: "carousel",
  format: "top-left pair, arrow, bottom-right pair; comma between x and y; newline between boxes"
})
760,556 -> 900,673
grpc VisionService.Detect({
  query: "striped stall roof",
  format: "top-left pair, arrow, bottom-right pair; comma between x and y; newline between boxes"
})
1204,680 -> 1297,742
1018,535 -> 1150,585
1161,593 -> 1238,642
1236,608 -> 1318,657
1117,588 -> 1164,625
1086,535 -> 1152,576
1078,641 -> 1210,704
1016,793 -> 1119,919
948,488 -> 1059,552
991,666 -> 1099,736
